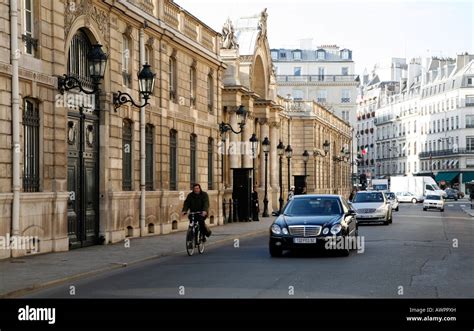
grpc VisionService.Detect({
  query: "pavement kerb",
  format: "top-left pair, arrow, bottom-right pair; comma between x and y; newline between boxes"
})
1,227 -> 269,298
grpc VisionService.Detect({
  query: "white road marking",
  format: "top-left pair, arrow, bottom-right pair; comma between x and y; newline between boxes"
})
460,205 -> 466,207
448,205 -> 454,207
396,214 -> 471,220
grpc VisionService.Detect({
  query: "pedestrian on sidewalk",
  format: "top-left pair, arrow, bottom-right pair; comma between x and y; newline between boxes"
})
181,183 -> 212,241
288,186 -> 295,201
251,186 -> 260,221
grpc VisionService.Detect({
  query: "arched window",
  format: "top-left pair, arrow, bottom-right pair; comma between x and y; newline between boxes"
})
122,34 -> 132,87
190,134 -> 197,189
169,52 -> 177,102
207,72 -> 214,112
169,130 -> 177,190
122,119 -> 133,191
190,61 -> 197,106
68,30 -> 93,90
23,99 -> 40,192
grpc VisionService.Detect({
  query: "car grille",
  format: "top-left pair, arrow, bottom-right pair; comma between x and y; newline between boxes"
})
357,208 -> 376,214
288,225 -> 322,237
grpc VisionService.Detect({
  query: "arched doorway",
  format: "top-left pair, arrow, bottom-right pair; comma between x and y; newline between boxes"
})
66,29 -> 100,248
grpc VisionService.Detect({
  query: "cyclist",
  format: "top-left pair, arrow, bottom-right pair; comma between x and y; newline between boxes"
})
181,183 -> 212,241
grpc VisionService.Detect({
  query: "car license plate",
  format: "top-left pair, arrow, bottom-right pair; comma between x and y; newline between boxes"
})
293,238 -> 316,244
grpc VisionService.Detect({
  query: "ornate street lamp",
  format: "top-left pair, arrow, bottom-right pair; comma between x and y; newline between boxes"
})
113,64 -> 156,110
285,144 -> 293,193
277,141 -> 285,214
219,105 -> 248,136
303,150 -> 309,193
262,137 -> 270,217
58,43 -> 108,94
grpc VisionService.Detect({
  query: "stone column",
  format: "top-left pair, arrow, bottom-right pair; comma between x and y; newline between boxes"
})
269,122 -> 279,212
242,119 -> 253,169
229,112 -> 239,187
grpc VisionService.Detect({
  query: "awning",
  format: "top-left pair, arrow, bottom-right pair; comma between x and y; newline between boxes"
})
462,172 -> 474,183
435,171 -> 460,183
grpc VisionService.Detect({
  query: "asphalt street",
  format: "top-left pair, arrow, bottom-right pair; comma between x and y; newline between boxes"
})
26,202 -> 473,298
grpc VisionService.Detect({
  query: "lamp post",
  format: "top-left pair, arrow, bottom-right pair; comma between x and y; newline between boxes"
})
249,133 -> 258,187
277,141 -> 285,214
302,150 -> 309,193
323,140 -> 330,191
285,144 -> 293,197
262,137 -> 270,217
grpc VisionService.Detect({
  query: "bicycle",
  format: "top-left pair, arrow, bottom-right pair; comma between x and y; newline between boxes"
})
185,211 -> 206,256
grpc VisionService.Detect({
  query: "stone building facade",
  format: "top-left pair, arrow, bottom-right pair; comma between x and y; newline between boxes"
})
0,1 -> 352,259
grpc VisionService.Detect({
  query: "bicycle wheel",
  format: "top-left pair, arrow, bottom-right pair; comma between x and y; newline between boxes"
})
186,228 -> 195,256
197,229 -> 205,254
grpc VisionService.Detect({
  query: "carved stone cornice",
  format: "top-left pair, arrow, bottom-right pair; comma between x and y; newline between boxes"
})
65,0 -> 110,45
257,118 -> 268,126
269,121 -> 280,129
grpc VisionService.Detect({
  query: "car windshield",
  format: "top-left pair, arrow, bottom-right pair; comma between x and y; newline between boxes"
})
426,195 -> 441,200
353,192 -> 384,203
283,197 -> 342,216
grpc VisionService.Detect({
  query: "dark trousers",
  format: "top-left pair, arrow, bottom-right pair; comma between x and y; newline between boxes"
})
189,214 -> 210,237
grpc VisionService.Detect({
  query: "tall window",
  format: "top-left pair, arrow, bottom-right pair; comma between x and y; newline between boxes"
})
23,0 -> 37,55
23,99 -> 39,192
207,73 -> 214,112
466,114 -> 474,128
467,136 -> 474,151
208,138 -> 214,190
318,67 -> 325,81
317,90 -> 327,103
341,67 -> 349,76
145,124 -> 154,191
122,35 -> 132,87
190,134 -> 197,189
170,130 -> 177,190
293,67 -> 301,76
169,54 -> 177,102
341,90 -> 351,103
190,63 -> 197,106
122,120 -> 133,191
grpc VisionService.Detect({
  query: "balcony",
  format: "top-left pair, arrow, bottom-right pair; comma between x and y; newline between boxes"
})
276,75 -> 359,84
419,149 -> 474,158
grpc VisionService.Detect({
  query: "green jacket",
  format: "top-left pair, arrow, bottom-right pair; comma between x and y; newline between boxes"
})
182,191 -> 210,213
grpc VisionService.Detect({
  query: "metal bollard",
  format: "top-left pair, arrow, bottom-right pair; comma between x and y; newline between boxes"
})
233,199 -> 239,222
222,199 -> 227,224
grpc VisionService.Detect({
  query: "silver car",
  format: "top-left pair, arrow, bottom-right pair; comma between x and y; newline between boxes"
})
385,192 -> 399,212
351,191 -> 393,225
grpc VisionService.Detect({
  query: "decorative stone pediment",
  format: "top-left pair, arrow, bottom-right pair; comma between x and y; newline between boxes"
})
64,0 -> 110,44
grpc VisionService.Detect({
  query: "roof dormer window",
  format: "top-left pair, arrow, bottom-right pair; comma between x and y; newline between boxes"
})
317,49 -> 325,60
292,50 -> 302,60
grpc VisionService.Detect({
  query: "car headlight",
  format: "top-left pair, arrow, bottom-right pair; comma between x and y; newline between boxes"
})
322,227 -> 330,235
330,224 -> 342,235
282,227 -> 289,235
271,224 -> 281,235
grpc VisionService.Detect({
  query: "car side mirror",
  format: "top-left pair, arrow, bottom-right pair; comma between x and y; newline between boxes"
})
348,209 -> 357,216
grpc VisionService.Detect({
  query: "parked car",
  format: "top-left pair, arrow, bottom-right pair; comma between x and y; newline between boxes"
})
444,188 -> 458,201
395,191 -> 424,203
269,195 -> 358,257
423,195 -> 445,212
385,192 -> 399,211
351,191 -> 392,225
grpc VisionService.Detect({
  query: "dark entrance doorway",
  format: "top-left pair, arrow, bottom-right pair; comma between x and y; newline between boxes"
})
67,106 -> 100,248
232,168 -> 253,221
66,30 -> 100,249
294,175 -> 307,195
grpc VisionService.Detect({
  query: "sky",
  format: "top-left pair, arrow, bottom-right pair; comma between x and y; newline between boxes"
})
176,0 -> 473,75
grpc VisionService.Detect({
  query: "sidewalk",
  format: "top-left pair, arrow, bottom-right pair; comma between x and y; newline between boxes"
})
0,217 -> 275,298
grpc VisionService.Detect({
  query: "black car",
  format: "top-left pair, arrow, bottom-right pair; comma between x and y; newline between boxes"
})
444,188 -> 458,201
269,195 -> 358,257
